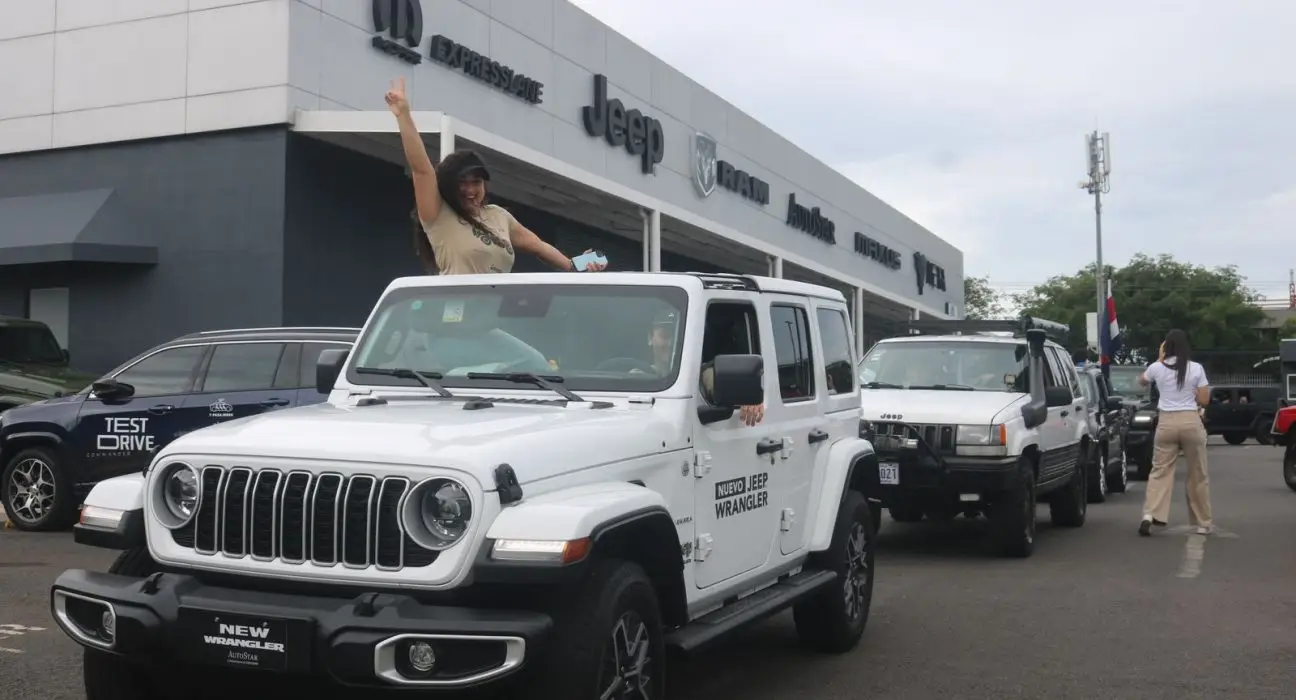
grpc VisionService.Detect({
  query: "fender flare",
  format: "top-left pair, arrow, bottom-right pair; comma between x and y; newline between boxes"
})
485,481 -> 671,542
72,473 -> 146,550
807,437 -> 876,552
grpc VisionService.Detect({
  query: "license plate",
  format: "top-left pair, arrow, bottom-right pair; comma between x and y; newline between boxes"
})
878,462 -> 900,485
178,608 -> 307,672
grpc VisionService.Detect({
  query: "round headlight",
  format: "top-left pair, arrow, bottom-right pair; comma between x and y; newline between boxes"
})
404,478 -> 473,550
162,464 -> 199,523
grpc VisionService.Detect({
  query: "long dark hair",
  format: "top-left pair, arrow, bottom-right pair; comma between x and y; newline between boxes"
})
409,150 -> 492,275
1162,328 -> 1191,389
410,208 -> 437,274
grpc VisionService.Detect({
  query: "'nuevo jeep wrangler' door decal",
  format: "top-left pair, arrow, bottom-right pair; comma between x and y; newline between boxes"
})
713,473 -> 770,518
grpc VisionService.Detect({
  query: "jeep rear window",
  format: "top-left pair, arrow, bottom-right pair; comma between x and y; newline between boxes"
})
857,340 -> 1028,392
0,324 -> 64,364
347,284 -> 689,393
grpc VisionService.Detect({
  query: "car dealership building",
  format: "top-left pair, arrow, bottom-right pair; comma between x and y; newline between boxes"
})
0,0 -> 964,373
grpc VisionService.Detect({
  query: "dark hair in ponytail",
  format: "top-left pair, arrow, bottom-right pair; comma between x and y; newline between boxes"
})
410,208 -> 438,274
1162,328 -> 1191,389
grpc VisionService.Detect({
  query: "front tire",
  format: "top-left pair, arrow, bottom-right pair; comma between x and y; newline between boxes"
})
1223,432 -> 1248,446
535,559 -> 665,700
793,491 -> 874,653
988,457 -> 1036,558
1049,446 -> 1088,528
84,548 -> 164,700
2,446 -> 78,531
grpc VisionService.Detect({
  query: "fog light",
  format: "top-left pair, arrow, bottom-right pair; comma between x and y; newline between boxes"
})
100,609 -> 115,642
407,641 -> 436,673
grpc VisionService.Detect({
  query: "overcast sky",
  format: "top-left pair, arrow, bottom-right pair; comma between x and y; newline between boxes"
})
570,0 -> 1296,302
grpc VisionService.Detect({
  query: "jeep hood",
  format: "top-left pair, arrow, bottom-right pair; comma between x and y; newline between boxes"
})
860,389 -> 1022,424
157,400 -> 676,487
0,362 -> 97,403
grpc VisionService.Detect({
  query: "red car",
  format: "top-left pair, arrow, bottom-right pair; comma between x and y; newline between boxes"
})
1273,405 -> 1296,491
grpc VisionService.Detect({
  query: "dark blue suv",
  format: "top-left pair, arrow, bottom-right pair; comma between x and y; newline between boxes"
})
0,327 -> 358,531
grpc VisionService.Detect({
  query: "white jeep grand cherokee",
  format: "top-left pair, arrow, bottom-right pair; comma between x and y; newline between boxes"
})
52,272 -> 880,699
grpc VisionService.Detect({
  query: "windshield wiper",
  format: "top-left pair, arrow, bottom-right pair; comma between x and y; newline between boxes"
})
354,367 -> 452,397
862,381 -> 905,389
466,372 -> 584,403
909,384 -> 977,391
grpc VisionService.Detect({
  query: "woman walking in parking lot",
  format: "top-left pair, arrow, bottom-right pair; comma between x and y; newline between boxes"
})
384,78 -> 606,275
1138,329 -> 1214,536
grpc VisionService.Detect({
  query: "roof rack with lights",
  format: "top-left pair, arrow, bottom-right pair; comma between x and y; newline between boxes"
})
904,314 -> 1071,345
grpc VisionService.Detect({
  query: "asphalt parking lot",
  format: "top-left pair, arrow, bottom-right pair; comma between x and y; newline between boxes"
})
3,440 -> 1294,699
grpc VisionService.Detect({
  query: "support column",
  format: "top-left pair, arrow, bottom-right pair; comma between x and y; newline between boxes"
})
854,287 -> 865,357
640,208 -> 661,272
438,114 -> 455,162
767,256 -> 783,278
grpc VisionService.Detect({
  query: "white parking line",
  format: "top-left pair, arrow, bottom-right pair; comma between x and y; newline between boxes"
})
1177,534 -> 1207,578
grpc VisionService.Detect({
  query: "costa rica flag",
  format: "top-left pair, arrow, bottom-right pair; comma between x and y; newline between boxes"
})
1099,279 -> 1122,370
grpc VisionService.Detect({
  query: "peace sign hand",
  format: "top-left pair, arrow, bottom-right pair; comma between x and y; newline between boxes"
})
384,77 -> 410,115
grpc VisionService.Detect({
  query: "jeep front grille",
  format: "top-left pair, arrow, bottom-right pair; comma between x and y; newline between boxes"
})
170,466 -> 438,569
872,422 -> 957,453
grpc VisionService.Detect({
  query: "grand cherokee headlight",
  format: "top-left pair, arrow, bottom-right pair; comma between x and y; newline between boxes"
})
155,463 -> 199,529
956,424 -> 1006,446
403,478 -> 473,550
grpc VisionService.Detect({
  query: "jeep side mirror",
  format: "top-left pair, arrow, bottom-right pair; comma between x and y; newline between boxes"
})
315,348 -> 349,394
1044,386 -> 1072,407
710,354 -> 764,407
1105,396 -> 1123,411
92,379 -> 133,401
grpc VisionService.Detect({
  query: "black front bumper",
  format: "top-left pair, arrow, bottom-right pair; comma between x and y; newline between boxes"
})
866,450 -> 1019,499
50,569 -> 551,690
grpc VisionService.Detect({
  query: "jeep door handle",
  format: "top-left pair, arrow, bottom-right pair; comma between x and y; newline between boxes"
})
147,404 -> 174,415
756,437 -> 785,455
808,428 -> 830,444
1060,410 -> 1069,417
261,398 -> 290,407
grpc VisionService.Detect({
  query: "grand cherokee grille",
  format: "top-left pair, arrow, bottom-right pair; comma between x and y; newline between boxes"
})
169,466 -> 438,569
872,422 -> 957,453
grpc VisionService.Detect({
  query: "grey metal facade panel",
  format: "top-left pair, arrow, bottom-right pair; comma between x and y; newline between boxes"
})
0,128 -> 290,374
292,0 -> 966,313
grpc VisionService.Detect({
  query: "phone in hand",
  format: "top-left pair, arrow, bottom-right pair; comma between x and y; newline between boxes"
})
571,250 -> 608,271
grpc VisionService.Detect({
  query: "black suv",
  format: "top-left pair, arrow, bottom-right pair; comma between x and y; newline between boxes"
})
1075,364 -> 1129,502
0,327 -> 357,531
1,316 -> 98,411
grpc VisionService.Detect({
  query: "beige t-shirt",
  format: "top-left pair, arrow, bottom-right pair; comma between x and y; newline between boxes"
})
420,203 -> 517,275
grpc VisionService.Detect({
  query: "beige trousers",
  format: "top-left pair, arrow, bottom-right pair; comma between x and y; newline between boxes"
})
1143,410 -> 1212,527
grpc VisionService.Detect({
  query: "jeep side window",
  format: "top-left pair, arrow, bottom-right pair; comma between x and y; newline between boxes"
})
1054,349 -> 1082,398
815,307 -> 854,395
698,302 -> 761,405
1040,347 -> 1062,389
769,304 -> 816,402
199,343 -> 286,393
111,345 -> 207,398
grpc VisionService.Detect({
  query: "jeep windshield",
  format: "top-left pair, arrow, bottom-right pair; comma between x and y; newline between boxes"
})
857,339 -> 1028,392
346,283 -> 688,393
0,322 -> 65,365
1107,366 -> 1148,398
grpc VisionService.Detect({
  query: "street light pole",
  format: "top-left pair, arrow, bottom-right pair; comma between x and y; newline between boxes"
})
1080,131 -> 1112,360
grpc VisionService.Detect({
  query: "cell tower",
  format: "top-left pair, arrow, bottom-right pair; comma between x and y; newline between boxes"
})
1079,131 -> 1112,350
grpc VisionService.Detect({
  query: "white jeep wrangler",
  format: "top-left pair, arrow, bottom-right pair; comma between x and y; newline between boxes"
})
856,316 -> 1090,557
52,272 -> 879,699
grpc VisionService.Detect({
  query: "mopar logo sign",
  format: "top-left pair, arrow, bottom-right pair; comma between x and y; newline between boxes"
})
913,251 -> 947,295
371,0 -> 424,63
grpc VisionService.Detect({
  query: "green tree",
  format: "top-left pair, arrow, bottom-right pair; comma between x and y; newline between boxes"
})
1281,317 -> 1296,339
1014,253 -> 1268,363
963,276 -> 1006,320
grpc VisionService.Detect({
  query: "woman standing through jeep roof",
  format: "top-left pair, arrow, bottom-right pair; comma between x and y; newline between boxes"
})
385,77 -> 607,275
